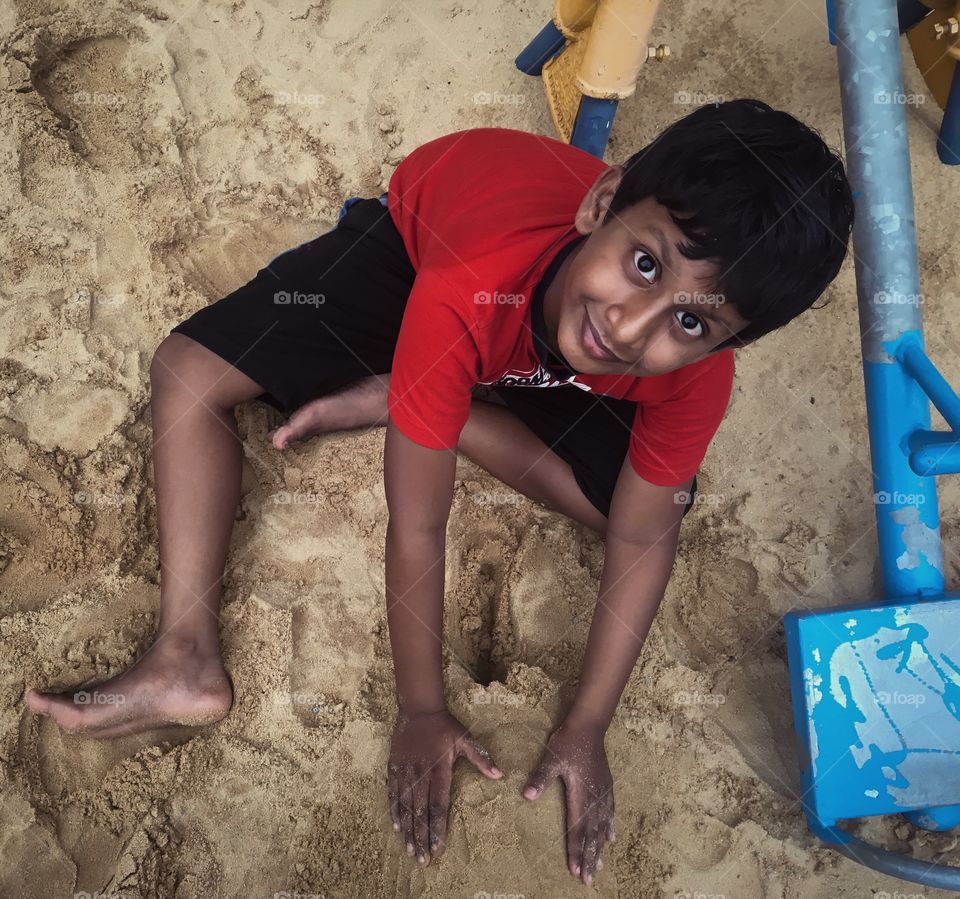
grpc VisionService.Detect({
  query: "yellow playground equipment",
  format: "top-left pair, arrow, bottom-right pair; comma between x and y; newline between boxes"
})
515,0 -> 668,157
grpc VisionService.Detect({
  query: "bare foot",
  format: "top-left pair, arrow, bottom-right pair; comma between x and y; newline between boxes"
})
268,373 -> 391,450
25,641 -> 233,740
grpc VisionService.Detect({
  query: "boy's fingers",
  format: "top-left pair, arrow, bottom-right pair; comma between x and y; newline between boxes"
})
564,786 -> 588,876
412,774 -> 431,864
387,764 -> 401,832
458,738 -> 502,779
428,765 -> 453,858
567,818 -> 583,877
401,779 -> 416,857
580,818 -> 602,885
522,760 -> 557,799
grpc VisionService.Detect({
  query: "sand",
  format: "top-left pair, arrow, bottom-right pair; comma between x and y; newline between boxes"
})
3,0 -> 960,896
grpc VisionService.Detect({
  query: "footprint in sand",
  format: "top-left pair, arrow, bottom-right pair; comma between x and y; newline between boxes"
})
444,515 -> 518,687
661,554 -> 774,671
33,34 -> 146,170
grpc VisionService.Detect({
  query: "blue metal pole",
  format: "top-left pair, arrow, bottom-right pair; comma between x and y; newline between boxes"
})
909,440 -> 960,476
833,0 -> 951,829
899,341 -> 960,430
938,65 -> 960,165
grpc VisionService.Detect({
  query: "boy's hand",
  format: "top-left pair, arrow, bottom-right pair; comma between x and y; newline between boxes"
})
522,722 -> 615,885
388,708 -> 503,865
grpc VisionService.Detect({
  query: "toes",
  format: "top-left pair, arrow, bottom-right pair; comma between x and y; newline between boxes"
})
270,409 -> 321,449
30,693 -> 87,732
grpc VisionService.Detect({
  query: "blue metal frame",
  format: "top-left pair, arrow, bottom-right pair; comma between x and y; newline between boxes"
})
784,0 -> 960,884
938,66 -> 960,165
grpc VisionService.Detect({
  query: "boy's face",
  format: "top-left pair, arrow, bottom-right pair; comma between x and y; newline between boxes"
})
544,166 -> 751,377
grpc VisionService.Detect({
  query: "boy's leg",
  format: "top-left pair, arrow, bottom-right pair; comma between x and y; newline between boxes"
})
26,334 -> 265,738
267,373 -> 392,449
456,399 -> 609,536
269,375 -> 609,535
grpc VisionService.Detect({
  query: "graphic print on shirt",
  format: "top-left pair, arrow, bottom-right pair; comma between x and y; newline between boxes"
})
478,364 -> 593,390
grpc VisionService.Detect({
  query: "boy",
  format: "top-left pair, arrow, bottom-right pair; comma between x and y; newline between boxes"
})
27,99 -> 854,885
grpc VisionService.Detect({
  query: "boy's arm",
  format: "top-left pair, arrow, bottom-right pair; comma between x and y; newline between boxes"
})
523,463 -> 693,885
383,420 -> 503,866
383,420 -> 457,714
565,468 -> 692,730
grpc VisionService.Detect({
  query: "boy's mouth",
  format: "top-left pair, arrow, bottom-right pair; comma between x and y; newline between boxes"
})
580,308 -> 625,364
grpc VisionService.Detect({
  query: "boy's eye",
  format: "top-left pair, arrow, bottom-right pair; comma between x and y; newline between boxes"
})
675,309 -> 705,338
633,248 -> 658,283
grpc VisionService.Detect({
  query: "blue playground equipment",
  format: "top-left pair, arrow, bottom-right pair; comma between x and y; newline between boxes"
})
784,0 -> 960,888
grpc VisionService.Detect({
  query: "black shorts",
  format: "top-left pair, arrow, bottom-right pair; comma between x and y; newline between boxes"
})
486,385 -> 698,519
170,195 -> 698,519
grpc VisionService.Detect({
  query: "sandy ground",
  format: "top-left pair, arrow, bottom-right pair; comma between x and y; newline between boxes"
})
3,0 -> 960,896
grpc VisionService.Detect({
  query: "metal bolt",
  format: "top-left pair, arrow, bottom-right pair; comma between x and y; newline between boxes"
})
647,44 -> 670,61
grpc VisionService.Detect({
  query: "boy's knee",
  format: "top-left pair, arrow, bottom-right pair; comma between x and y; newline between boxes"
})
150,334 -> 193,396
150,333 -> 264,410
150,333 -> 226,407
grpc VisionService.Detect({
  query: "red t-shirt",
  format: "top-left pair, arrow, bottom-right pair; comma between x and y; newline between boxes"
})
385,127 -> 734,487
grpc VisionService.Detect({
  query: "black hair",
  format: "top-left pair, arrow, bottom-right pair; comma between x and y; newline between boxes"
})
604,98 -> 855,350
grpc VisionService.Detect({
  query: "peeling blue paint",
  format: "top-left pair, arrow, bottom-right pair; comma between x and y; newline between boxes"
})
786,596 -> 960,827
891,505 -> 943,573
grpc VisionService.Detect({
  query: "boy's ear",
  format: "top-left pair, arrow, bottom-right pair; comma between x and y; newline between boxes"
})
575,165 -> 625,235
